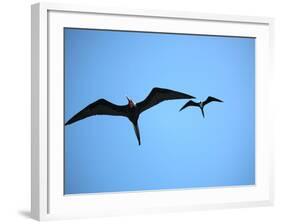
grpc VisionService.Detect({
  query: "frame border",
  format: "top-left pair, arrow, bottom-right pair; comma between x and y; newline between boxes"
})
31,2 -> 274,221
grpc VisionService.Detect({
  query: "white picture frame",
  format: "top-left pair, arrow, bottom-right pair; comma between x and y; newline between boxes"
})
31,2 -> 274,221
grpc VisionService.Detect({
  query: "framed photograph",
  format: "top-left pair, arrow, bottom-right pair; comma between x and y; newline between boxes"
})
31,2 -> 274,221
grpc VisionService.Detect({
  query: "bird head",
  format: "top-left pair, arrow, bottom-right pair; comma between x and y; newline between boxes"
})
126,97 -> 136,109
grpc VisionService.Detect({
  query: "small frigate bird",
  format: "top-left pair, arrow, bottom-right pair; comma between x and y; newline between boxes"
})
179,96 -> 223,118
65,87 -> 194,145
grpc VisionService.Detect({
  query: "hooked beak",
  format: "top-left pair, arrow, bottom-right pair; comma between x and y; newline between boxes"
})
126,96 -> 130,102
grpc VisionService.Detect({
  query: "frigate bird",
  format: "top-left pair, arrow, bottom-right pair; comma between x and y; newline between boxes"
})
65,87 -> 194,145
179,96 -> 223,118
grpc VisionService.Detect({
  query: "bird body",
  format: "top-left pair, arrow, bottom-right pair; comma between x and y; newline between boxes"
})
65,87 -> 194,145
126,101 -> 141,145
180,96 -> 223,118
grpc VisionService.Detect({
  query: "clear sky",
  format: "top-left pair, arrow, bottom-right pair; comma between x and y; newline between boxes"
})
64,28 -> 255,194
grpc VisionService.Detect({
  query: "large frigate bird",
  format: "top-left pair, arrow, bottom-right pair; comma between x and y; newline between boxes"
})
65,87 -> 194,145
179,96 -> 223,118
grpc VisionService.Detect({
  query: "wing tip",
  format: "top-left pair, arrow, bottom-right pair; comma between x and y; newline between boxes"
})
179,104 -> 187,111
190,95 -> 196,99
65,117 -> 76,126
65,120 -> 72,126
208,96 -> 223,102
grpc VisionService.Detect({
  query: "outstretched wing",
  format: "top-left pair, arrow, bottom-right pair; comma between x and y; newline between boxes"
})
136,87 -> 194,114
179,100 -> 199,111
203,96 -> 223,107
65,99 -> 128,125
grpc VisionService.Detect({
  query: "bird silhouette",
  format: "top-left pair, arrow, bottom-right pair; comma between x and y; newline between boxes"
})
179,96 -> 223,118
65,87 -> 194,145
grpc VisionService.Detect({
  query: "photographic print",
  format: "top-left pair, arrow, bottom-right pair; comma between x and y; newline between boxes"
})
64,28 -> 255,195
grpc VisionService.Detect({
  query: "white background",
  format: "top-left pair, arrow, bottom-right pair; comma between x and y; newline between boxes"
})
0,0 -> 279,223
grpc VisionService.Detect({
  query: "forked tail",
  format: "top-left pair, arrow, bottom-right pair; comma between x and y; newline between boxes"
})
133,123 -> 141,146
200,107 -> 205,118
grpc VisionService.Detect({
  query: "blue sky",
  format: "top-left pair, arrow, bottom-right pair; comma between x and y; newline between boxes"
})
64,28 -> 255,194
